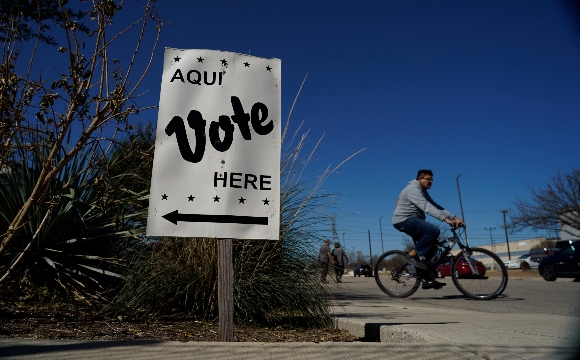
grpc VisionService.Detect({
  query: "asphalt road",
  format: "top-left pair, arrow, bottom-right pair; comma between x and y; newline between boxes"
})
333,273 -> 580,317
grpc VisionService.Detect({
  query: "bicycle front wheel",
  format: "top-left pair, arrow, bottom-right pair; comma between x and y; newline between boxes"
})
374,250 -> 421,298
451,247 -> 508,300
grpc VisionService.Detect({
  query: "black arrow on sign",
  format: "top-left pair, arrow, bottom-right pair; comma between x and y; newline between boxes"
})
162,210 -> 268,225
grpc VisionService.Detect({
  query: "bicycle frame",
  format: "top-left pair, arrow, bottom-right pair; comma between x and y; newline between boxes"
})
447,227 -> 486,277
400,227 -> 474,280
389,228 -> 464,281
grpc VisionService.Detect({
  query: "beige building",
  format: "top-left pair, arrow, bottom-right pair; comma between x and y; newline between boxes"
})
560,226 -> 580,241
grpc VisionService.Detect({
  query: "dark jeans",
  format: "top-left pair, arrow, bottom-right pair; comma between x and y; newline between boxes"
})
393,217 -> 440,269
334,263 -> 345,279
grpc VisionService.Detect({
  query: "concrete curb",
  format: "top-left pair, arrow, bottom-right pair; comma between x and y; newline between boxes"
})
333,318 -> 435,343
333,317 -> 496,359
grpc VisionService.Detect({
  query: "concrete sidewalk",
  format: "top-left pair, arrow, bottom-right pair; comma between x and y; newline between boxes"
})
1,276 -> 579,360
331,275 -> 580,360
0,339 -> 484,359
332,289 -> 578,360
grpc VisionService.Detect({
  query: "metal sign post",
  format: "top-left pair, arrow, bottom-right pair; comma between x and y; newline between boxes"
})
147,49 -> 281,341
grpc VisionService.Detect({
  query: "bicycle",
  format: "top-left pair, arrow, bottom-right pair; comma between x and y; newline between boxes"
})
374,226 -> 508,300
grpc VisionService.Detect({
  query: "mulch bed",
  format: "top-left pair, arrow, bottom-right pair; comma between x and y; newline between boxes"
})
0,299 -> 358,343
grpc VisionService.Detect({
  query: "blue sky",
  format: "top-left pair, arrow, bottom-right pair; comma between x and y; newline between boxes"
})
125,0 -> 580,255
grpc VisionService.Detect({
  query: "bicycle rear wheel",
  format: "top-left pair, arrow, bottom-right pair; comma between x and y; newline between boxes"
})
374,250 -> 421,298
451,247 -> 508,300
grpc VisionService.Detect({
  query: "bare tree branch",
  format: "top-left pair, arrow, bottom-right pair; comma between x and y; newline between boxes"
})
0,0 -> 163,258
511,168 -> 580,236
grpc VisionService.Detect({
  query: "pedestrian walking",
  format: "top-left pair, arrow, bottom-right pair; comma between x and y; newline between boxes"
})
318,239 -> 332,282
331,242 -> 349,283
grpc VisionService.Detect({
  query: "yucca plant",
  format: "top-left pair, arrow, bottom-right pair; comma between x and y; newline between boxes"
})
97,123 -> 154,230
0,141 -> 146,302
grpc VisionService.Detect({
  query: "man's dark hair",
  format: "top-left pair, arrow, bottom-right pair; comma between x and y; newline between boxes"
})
416,169 -> 433,180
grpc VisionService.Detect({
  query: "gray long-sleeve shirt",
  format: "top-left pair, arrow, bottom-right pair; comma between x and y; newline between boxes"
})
392,179 -> 455,225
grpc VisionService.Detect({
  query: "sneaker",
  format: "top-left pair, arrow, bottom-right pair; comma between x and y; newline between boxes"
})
404,254 -> 428,270
422,280 -> 446,290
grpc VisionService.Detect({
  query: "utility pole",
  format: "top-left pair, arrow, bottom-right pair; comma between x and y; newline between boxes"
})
330,216 -> 339,243
379,216 -> 384,254
343,232 -> 348,260
367,230 -> 373,269
501,210 -> 511,260
456,174 -> 468,245
485,227 -> 496,253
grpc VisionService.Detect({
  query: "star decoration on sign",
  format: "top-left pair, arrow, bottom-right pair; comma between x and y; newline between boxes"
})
161,194 -> 168,200
244,62 -> 250,67
174,56 -> 181,62
262,198 -> 270,205
197,57 -> 204,63
188,195 -> 195,201
213,195 -> 220,202
221,59 -> 228,66
266,66 -> 272,72
238,197 -> 246,204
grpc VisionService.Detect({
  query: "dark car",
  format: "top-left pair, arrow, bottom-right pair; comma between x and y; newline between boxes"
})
354,264 -> 372,277
530,240 -> 577,262
436,258 -> 486,278
538,240 -> 580,281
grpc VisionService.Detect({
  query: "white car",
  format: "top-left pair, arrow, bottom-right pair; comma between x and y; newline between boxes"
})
504,254 -> 539,270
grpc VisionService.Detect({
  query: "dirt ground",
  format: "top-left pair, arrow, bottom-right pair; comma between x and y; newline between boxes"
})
0,299 -> 358,343
506,268 -> 543,278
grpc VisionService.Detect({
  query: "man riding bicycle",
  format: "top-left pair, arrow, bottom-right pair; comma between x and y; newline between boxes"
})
392,169 -> 466,289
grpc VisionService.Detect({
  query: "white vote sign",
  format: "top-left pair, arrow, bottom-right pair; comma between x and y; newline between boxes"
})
147,48 -> 281,240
